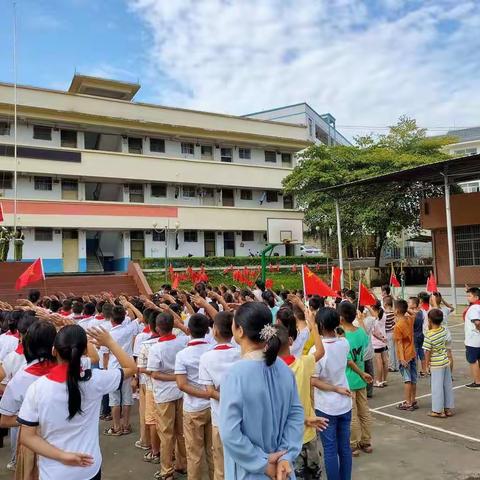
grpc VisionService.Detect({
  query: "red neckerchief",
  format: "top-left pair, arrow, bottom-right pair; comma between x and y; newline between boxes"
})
421,303 -> 430,312
46,363 -> 69,383
25,360 -> 57,377
158,334 -> 176,342
59,310 -> 71,317
280,355 -> 296,366
463,300 -> 480,321
95,314 -> 105,320
15,343 -> 24,355
6,331 -> 20,338
214,344 -> 234,350
188,340 -> 208,347
143,325 -> 151,334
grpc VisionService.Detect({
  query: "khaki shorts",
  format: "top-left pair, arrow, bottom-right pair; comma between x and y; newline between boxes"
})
145,389 -> 156,425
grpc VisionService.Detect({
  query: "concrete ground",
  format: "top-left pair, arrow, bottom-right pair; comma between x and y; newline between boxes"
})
1,317 -> 479,479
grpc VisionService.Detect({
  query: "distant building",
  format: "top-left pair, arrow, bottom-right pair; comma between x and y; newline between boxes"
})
244,103 -> 351,146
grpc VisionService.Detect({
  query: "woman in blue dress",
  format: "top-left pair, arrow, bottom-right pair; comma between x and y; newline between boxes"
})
219,302 -> 304,479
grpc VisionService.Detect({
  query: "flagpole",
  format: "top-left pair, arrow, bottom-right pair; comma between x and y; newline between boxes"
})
301,264 -> 306,296
12,0 -> 18,237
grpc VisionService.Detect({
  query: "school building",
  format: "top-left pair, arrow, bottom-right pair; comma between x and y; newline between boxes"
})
0,74 -> 315,273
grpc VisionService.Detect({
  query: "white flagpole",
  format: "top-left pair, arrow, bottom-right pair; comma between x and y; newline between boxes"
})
13,0 -> 18,236
301,264 -> 306,297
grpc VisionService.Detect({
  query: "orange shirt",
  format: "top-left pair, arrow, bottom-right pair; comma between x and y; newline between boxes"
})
393,316 -> 415,362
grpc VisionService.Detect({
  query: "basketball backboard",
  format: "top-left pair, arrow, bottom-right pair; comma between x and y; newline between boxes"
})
267,218 -> 304,245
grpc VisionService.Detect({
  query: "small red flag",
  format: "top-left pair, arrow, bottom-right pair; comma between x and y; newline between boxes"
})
331,266 -> 342,292
265,278 -> 274,289
0,203 -> 3,222
172,273 -> 180,290
389,272 -> 400,288
302,265 -> 336,297
15,258 -> 45,290
358,281 -> 377,307
426,272 -> 438,293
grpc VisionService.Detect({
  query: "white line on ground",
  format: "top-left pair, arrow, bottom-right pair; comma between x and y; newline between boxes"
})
371,409 -> 480,443
371,384 -> 467,411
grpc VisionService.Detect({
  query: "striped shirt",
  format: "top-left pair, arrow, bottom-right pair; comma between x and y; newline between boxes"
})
422,327 -> 450,368
384,312 -> 396,332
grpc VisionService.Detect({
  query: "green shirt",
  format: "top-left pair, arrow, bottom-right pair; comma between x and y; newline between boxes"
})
345,327 -> 369,391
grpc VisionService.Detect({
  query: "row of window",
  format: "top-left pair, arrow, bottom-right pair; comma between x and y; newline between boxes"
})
0,122 -> 294,166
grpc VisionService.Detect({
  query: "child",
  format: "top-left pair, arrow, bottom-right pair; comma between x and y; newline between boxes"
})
383,296 -> 398,372
338,302 -> 373,457
355,307 -> 375,398
371,302 -> 388,388
393,299 -> 417,411
464,287 -> 480,389
147,311 -> 188,479
312,307 -> 353,480
291,305 -> 311,357
430,292 -> 454,374
219,302 -> 304,480
198,311 -> 240,480
423,309 -> 455,417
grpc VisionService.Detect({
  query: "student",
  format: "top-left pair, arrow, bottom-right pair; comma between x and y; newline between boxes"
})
464,287 -> 480,389
101,305 -> 141,436
409,296 -> 427,377
17,324 -> 136,480
276,307 -> 298,342
423,309 -> 455,417
354,307 -> 375,398
383,296 -> 398,372
77,303 -> 97,330
304,296 -> 325,354
252,279 -> 265,302
175,313 -> 214,480
0,320 -> 58,480
59,299 -> 73,317
393,299 -> 417,411
380,285 -> 391,305
262,290 -> 281,322
371,302 -> 388,388
70,301 -> 85,322
0,310 -> 21,362
275,317 -> 326,480
430,292 -> 454,374
147,311 -> 188,479
198,311 -> 240,480
291,306 -> 311,358
312,307 -> 353,480
219,302 -> 304,480
28,289 -> 41,306
338,302 -> 373,457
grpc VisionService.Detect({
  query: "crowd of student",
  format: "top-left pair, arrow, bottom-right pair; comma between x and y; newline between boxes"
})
0,280 -> 478,480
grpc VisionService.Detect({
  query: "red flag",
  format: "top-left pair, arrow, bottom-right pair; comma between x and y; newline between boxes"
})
358,281 -> 377,307
389,272 -> 400,288
331,266 -> 342,292
172,273 -> 180,290
0,203 -> 3,222
265,278 -> 274,289
302,265 -> 336,297
15,258 -> 45,290
426,272 -> 438,293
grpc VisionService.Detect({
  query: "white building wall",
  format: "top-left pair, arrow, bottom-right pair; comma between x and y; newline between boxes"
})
20,228 -> 62,260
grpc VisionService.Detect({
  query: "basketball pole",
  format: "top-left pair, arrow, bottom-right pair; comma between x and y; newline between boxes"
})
261,244 -> 275,282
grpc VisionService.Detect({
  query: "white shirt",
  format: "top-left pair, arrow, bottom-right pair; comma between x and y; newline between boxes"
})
0,332 -> 19,362
100,321 -> 140,369
465,304 -> 480,348
137,336 -> 159,389
174,339 -> 213,412
198,343 -> 241,426
18,367 -> 122,480
313,337 -> 352,416
0,345 -> 26,386
291,327 -> 310,358
354,316 -> 375,361
77,315 -> 96,331
147,335 -> 189,403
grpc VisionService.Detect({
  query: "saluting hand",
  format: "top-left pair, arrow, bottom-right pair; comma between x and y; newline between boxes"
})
87,327 -> 114,348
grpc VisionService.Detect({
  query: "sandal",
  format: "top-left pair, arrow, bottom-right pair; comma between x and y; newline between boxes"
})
396,402 -> 414,411
419,372 -> 427,377
154,472 -> 173,480
143,451 -> 160,463
373,381 -> 384,388
122,425 -> 132,435
351,448 -> 361,457
444,409 -> 455,417
361,444 -> 373,454
412,401 -> 419,410
103,427 -> 122,436
135,440 -> 151,450
428,411 -> 446,418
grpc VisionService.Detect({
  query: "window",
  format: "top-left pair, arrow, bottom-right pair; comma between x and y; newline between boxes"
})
453,147 -> 477,156
283,194 -> 294,209
128,137 -> 143,154
0,171 -> 13,189
308,118 -> 313,136
455,225 -> 480,266
460,181 -> 480,193
201,145 -> 213,159
152,230 -> 166,242
184,230 -> 198,242
239,148 -> 251,160
181,142 -> 194,155
150,138 -> 165,153
129,183 -> 144,203
62,179 -> 78,191
151,183 -> 167,197
34,228 -> 53,241
221,148 -> 233,162
266,190 -> 278,202
0,121 -> 10,135
265,151 -> 277,163
242,231 -> 254,242
183,186 -> 196,198
281,153 -> 292,166
240,189 -> 252,200
34,176 -> 53,191
33,125 -> 52,141
60,129 -> 77,148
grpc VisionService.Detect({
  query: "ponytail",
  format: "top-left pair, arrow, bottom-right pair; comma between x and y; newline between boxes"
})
264,334 -> 281,367
67,345 -> 83,420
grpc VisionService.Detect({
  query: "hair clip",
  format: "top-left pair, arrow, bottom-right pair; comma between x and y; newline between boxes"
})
260,324 -> 277,342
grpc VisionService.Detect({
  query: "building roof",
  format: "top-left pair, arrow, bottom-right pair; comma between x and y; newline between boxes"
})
446,126 -> 480,143
316,153 -> 480,193
68,74 -> 140,101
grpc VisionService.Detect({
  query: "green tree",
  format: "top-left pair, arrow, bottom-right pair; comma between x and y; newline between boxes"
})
283,116 -> 454,267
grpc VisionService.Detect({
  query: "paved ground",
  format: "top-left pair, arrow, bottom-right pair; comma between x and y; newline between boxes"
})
1,316 -> 480,479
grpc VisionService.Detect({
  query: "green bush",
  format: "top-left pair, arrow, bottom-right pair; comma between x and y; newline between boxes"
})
140,255 -> 328,270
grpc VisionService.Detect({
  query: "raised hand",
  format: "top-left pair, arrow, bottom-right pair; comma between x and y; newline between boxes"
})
87,327 -> 114,348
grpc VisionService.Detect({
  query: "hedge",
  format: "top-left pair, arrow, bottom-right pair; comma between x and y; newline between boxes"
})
140,255 -> 328,269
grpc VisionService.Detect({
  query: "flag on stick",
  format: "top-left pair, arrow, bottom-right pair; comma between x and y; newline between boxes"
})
389,270 -> 400,288
302,265 -> 336,297
15,258 -> 45,290
358,281 -> 377,307
426,272 -> 438,293
331,266 -> 342,292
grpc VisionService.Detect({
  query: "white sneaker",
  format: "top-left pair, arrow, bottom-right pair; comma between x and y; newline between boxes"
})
6,461 -> 16,471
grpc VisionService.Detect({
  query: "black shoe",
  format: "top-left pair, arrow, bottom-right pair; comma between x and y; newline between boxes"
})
465,382 -> 480,389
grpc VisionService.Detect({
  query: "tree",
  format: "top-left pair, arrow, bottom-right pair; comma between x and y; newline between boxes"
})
283,116 -> 454,267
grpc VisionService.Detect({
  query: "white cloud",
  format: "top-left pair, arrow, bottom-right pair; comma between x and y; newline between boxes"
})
128,0 -> 480,138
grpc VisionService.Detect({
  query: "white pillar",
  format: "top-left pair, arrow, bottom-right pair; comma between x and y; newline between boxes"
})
444,174 -> 457,308
335,198 -> 344,288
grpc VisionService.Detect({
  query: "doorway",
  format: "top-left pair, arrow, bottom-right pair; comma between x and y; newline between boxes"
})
222,189 -> 234,207
62,230 -> 79,272
130,231 -> 145,261
61,179 -> 78,200
223,232 -> 235,256
204,231 -> 216,257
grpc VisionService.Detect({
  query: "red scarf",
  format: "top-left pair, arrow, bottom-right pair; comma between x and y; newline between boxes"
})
188,340 -> 208,347
6,331 -> 20,338
143,325 -> 151,334
214,344 -> 233,350
280,355 -> 296,366
421,303 -> 430,312
25,360 -> 57,377
46,363 -> 69,383
158,334 -> 176,342
59,310 -> 71,317
15,343 -> 24,355
463,300 -> 480,321
95,314 -> 105,320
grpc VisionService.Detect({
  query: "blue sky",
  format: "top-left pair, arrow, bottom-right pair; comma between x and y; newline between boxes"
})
1,0 -> 479,138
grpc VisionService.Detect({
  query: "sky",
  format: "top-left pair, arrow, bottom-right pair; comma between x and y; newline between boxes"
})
0,0 -> 479,140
